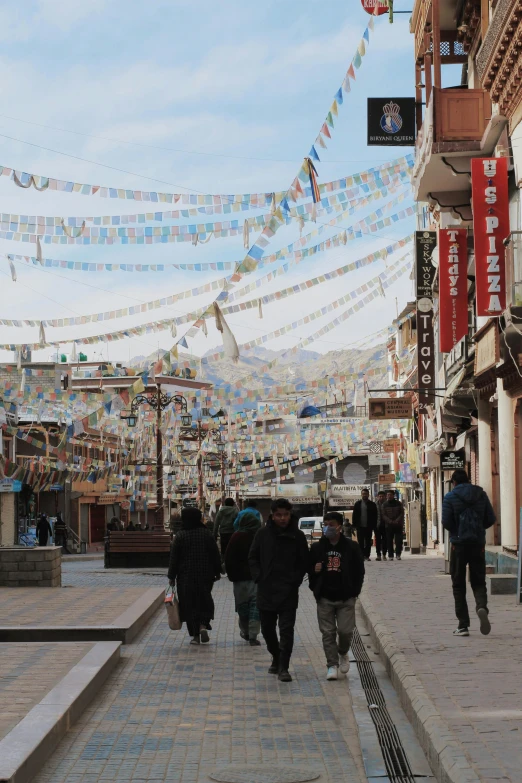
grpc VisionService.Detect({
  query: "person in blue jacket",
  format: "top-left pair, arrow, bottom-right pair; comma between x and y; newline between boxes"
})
234,500 -> 262,531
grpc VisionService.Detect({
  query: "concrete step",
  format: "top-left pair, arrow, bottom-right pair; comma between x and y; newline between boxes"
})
487,573 -> 518,594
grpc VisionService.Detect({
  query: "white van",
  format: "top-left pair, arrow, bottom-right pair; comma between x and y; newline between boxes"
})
298,516 -> 323,541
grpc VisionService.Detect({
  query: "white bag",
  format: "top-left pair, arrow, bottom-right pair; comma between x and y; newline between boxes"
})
164,586 -> 182,630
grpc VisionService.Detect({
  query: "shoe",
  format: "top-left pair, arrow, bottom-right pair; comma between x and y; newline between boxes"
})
397,556 -> 402,561
326,666 -> 338,681
339,654 -> 350,674
477,608 -> 491,636
199,629 -> 210,644
268,658 -> 280,674
383,555 -> 387,561
453,627 -> 469,636
249,639 -> 261,646
190,636 -> 200,645
376,556 -> 382,561
388,557 -> 394,561
278,670 -> 292,682
240,632 -> 250,641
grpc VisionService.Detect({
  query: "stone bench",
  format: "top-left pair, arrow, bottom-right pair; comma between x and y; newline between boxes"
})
0,546 -> 61,587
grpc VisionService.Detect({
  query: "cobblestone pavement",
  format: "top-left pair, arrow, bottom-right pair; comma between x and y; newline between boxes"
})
0,642 -> 94,740
0,586 -> 159,626
33,568 -> 367,783
62,559 -> 167,588
361,555 -> 522,783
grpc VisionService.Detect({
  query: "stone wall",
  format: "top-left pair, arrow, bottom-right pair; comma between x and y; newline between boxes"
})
0,546 -> 61,586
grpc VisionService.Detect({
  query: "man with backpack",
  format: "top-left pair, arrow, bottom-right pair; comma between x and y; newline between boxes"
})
442,469 -> 496,637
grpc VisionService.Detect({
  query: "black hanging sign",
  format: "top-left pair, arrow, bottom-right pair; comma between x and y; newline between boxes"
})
415,231 -> 437,412
440,450 -> 466,471
367,98 -> 416,146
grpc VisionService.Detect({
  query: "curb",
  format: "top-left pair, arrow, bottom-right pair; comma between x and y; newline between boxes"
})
0,640 -> 121,783
359,592 -> 480,783
0,587 -> 164,644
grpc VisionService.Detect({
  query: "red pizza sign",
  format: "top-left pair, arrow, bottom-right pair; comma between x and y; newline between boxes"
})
361,0 -> 389,15
439,227 -> 468,353
471,157 -> 509,316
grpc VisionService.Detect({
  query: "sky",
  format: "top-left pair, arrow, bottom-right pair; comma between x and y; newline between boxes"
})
0,0 -> 417,367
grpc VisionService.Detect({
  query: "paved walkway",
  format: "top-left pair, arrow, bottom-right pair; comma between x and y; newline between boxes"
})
33,572 -> 367,783
360,555 -> 522,783
0,642 -> 95,741
0,586 -> 160,627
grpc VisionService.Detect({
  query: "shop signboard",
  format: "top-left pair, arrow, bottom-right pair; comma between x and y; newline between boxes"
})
382,437 -> 399,453
275,483 -> 319,499
474,319 -> 499,376
471,157 -> 509,316
0,479 -> 22,492
440,450 -> 466,471
367,98 -> 416,146
361,0 -> 388,14
368,453 -> 392,466
369,398 -> 412,419
416,231 -> 437,411
50,484 -> 64,492
378,473 -> 396,484
439,228 -> 468,353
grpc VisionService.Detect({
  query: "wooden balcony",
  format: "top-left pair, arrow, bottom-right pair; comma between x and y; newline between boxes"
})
412,86 -> 502,206
476,0 -> 522,129
434,87 -> 489,142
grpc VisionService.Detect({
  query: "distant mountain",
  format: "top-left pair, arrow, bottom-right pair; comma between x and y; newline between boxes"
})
128,342 -> 389,395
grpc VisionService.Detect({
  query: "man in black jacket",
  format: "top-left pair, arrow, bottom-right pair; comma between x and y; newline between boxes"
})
309,511 -> 365,680
248,498 -> 309,682
352,488 -> 378,561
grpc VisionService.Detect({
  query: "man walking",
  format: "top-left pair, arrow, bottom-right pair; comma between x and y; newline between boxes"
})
213,498 -> 238,563
352,488 -> 378,560
308,511 -> 365,681
375,490 -> 387,561
442,469 -> 495,637
249,498 -> 309,682
381,490 -> 404,560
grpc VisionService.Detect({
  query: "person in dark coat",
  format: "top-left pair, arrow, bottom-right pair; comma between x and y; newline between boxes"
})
308,512 -> 365,681
36,513 -> 52,546
54,512 -> 69,552
168,507 -> 222,645
352,488 -> 378,560
213,498 -> 238,564
381,490 -> 405,560
442,469 -> 495,637
225,511 -> 263,646
248,498 -> 309,682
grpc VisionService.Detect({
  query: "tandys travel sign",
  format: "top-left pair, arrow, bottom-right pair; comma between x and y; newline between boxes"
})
416,231 -> 437,411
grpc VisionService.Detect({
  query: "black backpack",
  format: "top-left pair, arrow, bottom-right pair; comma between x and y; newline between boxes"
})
456,499 -> 484,543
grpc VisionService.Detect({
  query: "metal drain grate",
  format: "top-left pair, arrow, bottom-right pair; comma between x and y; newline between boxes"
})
351,628 -> 416,783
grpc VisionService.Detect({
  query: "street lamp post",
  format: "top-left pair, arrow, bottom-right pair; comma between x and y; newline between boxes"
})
129,388 -> 188,531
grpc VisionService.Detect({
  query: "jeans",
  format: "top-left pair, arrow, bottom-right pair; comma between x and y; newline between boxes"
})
259,608 -> 297,670
375,526 -> 387,557
316,597 -> 356,667
386,527 -> 403,558
220,533 -> 232,563
450,542 -> 488,629
356,527 -> 373,558
233,581 -> 260,641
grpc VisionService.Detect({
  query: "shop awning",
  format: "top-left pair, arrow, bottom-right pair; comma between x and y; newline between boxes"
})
444,367 -> 466,403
